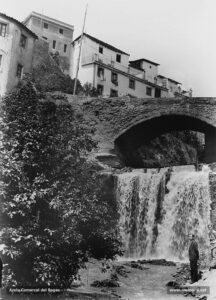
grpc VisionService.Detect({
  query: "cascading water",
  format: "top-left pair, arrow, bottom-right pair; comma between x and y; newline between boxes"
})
116,165 -> 211,262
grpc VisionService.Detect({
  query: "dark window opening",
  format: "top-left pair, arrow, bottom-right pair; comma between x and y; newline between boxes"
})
53,40 -> 56,49
146,86 -> 152,96
0,23 -> 7,37
99,46 -> 103,54
110,89 -> 118,97
64,44 -> 67,53
97,67 -> 104,79
16,63 -> 23,78
116,54 -> 121,63
155,88 -> 161,98
20,34 -> 27,48
111,72 -> 118,85
59,28 -> 63,34
129,79 -> 135,89
0,55 -> 2,66
97,84 -> 104,95
44,23 -> 48,29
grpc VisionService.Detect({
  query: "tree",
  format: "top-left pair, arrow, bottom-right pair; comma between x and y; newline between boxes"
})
82,82 -> 100,97
0,80 -> 122,287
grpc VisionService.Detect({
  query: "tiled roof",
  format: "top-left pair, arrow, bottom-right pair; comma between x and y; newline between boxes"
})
168,77 -> 181,85
0,12 -> 38,39
158,75 -> 181,85
130,58 -> 159,66
72,33 -> 130,55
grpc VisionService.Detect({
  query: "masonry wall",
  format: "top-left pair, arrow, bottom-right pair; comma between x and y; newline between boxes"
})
94,66 -> 157,98
0,17 -> 36,97
6,25 -> 35,93
141,60 -> 158,82
25,16 -> 73,57
0,17 -> 13,96
209,172 -> 216,229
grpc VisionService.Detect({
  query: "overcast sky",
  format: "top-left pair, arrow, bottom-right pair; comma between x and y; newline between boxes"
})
2,0 -> 216,96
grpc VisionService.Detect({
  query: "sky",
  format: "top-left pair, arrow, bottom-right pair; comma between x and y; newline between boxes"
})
1,0 -> 216,96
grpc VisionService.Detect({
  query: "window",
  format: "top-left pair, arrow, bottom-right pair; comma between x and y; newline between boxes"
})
59,28 -> 63,34
16,63 -> 23,78
97,84 -> 104,95
155,88 -> 161,98
110,89 -> 118,97
97,67 -> 104,79
111,72 -> 118,85
116,54 -> 121,63
0,22 -> 7,37
99,46 -> 103,54
0,55 -> 2,66
44,23 -> 48,29
64,44 -> 67,53
129,79 -> 135,89
146,86 -> 152,96
53,40 -> 56,49
20,34 -> 27,48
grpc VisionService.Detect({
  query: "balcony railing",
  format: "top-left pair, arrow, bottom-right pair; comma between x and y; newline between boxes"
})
81,53 -> 143,76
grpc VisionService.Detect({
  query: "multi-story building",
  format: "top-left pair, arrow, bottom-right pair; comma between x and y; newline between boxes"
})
157,75 -> 192,97
23,11 -> 74,73
0,13 -> 37,97
70,33 -> 168,98
157,75 -> 182,97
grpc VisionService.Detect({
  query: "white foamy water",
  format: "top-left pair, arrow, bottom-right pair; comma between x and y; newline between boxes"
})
116,165 -> 211,262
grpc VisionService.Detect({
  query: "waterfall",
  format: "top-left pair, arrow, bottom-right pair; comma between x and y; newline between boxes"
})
116,166 -> 211,261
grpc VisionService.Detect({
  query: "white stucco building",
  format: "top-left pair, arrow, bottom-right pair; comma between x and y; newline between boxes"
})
0,13 -> 37,97
23,11 -> 74,74
70,33 -> 169,98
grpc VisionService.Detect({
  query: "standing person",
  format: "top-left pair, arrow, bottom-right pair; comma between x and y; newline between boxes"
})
189,234 -> 199,283
0,256 -> 2,299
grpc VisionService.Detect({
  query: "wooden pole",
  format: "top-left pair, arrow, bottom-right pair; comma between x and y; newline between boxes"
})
73,4 -> 88,95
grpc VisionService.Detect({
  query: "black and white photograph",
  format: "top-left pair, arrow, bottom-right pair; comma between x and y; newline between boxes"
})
0,0 -> 216,299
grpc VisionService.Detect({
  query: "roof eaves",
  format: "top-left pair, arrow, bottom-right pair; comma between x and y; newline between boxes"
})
130,58 -> 160,66
72,33 -> 130,56
23,11 -> 74,31
168,77 -> 181,85
0,12 -> 38,39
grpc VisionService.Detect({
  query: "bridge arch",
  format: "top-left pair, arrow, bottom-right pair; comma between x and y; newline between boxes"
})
114,114 -> 216,166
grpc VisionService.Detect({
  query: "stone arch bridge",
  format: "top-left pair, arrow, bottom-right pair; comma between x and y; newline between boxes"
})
69,96 -> 216,167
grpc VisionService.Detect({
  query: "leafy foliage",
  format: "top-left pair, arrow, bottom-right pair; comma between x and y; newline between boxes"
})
82,83 -> 100,97
120,130 -> 204,168
31,40 -> 82,94
0,80 -> 122,287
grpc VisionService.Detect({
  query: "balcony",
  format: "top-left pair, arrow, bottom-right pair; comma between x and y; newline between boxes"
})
81,53 -> 143,77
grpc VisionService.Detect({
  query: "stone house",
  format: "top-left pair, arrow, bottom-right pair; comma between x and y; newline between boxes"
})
23,11 -> 74,74
0,13 -> 37,97
70,33 -> 169,98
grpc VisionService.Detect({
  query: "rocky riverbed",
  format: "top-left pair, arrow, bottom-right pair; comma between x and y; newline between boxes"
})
2,259 -> 210,300
74,258 -> 196,300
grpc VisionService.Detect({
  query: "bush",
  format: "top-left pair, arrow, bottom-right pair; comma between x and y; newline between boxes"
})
0,79 -> 122,287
